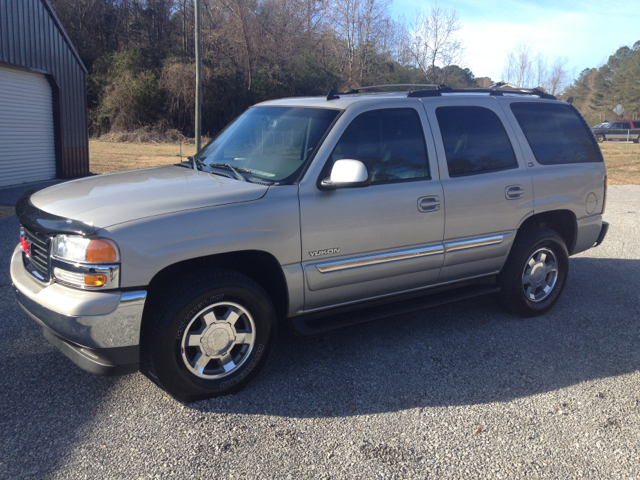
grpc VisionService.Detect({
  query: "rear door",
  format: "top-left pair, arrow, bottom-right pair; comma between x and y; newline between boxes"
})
298,100 -> 445,311
610,122 -> 626,140
420,96 -> 534,283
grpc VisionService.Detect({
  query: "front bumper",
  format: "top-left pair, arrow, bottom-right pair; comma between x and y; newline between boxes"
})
10,246 -> 146,376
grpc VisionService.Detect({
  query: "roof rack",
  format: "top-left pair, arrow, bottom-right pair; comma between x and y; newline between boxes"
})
406,86 -> 557,100
325,85 -> 557,101
345,84 -> 442,94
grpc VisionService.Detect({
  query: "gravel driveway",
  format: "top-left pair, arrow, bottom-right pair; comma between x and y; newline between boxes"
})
1,183 -> 638,479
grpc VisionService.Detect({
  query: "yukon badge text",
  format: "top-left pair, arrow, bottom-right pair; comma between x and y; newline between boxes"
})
309,248 -> 340,257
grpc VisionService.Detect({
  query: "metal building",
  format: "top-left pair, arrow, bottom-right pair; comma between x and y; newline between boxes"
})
0,0 -> 89,187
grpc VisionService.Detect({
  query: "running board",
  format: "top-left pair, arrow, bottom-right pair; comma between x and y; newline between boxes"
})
290,283 -> 500,335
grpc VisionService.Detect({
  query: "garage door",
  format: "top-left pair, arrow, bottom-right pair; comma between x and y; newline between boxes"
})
0,66 -> 56,187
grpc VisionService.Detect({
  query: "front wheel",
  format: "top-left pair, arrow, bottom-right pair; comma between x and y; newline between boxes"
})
499,227 -> 569,317
141,269 -> 277,402
595,134 -> 605,143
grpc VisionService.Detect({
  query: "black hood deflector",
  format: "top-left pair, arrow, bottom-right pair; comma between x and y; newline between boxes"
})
15,191 -> 97,236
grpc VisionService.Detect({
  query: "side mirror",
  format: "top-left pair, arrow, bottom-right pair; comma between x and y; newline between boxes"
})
320,159 -> 371,190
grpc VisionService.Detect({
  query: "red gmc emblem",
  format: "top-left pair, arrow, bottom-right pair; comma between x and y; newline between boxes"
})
20,235 -> 31,256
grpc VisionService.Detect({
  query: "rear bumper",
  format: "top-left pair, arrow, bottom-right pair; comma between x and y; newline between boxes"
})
10,245 -> 146,376
594,221 -> 609,247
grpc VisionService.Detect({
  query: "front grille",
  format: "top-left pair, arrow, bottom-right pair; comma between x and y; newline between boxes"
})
21,226 -> 50,282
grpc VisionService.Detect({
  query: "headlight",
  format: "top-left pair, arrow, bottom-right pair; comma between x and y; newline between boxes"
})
52,235 -> 119,263
51,235 -> 120,290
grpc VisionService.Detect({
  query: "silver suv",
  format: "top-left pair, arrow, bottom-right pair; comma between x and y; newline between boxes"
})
11,85 -> 609,401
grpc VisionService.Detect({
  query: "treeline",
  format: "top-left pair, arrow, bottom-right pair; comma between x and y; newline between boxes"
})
50,0 -> 483,138
565,41 -> 640,126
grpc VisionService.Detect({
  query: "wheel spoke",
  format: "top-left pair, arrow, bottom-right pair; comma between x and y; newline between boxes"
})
203,311 -> 218,326
223,308 -> 241,326
538,252 -> 547,263
186,333 -> 203,347
194,353 -> 210,373
219,353 -> 237,372
528,257 -> 536,268
234,332 -> 254,345
525,285 -> 535,299
545,262 -> 558,275
522,271 -> 531,285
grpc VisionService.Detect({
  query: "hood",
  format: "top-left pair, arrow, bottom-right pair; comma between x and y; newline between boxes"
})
30,165 -> 269,228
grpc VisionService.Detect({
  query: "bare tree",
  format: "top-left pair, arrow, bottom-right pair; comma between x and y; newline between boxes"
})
503,41 -> 534,88
407,5 -> 464,84
535,52 -> 547,88
546,57 -> 569,96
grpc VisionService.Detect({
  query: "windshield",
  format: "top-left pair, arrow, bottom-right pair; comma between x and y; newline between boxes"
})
196,106 -> 340,184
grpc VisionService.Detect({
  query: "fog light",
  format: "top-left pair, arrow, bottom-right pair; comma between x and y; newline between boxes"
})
84,274 -> 107,287
53,267 -> 85,286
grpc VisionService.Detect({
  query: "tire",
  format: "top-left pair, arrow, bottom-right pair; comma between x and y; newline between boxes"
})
141,269 -> 277,402
499,227 -> 569,317
595,134 -> 605,143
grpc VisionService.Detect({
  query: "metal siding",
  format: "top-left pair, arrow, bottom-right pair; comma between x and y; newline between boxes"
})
0,66 -> 56,186
8,0 -> 16,64
0,0 -> 89,182
1,1 -> 9,61
18,0 -> 25,66
25,0 -> 33,66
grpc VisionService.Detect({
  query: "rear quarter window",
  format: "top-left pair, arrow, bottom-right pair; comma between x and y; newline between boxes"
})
510,102 -> 603,165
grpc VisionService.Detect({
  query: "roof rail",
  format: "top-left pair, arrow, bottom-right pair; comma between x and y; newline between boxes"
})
345,84 -> 442,94
325,84 -> 557,101
326,89 -> 341,101
408,86 -> 557,100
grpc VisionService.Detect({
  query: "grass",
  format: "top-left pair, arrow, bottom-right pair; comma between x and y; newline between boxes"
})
89,141 -> 197,175
598,141 -> 640,185
89,140 -> 640,184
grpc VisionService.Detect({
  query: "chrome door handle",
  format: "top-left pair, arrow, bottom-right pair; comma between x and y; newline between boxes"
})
505,185 -> 524,200
418,196 -> 440,212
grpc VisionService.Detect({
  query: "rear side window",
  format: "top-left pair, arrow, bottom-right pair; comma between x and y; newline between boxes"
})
436,106 -> 518,177
330,108 -> 430,184
510,103 -> 603,165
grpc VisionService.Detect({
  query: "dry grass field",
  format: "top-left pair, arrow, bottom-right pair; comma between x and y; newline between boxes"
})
89,141 -> 197,175
89,140 -> 640,184
599,141 -> 640,185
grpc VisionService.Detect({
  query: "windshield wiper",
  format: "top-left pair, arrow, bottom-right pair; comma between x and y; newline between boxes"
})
208,163 -> 249,182
188,156 -> 206,171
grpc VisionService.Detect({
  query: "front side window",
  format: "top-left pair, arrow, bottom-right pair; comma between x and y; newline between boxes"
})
436,106 -> 518,177
329,108 -> 430,184
197,106 -> 339,184
510,102 -> 603,165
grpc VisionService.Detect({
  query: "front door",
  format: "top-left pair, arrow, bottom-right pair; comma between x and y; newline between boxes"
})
298,103 -> 445,311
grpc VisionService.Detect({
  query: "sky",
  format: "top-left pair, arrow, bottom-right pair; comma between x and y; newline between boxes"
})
390,0 -> 640,83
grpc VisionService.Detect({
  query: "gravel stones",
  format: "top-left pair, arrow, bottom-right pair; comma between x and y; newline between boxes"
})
1,184 -> 638,479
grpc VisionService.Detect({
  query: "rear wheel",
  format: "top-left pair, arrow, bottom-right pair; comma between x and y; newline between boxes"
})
141,269 -> 277,402
499,227 -> 569,317
595,134 -> 605,143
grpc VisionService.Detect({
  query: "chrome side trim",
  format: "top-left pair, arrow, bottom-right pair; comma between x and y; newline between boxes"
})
120,290 -> 148,304
445,235 -> 504,253
316,245 -> 444,274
